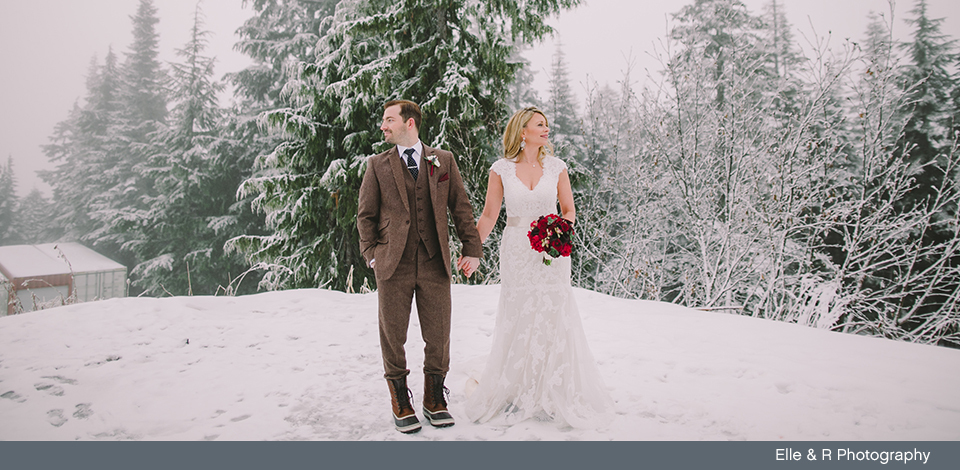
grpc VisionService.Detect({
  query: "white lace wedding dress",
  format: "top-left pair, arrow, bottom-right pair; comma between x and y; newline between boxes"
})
464,156 -> 614,428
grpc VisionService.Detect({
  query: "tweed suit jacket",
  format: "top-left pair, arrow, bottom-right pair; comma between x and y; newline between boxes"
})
357,144 -> 483,280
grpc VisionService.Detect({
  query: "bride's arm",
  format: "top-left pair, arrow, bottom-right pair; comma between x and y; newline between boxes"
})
476,170 -> 504,243
558,169 -> 576,223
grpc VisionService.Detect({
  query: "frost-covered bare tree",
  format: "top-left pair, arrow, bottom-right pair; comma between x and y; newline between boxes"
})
575,0 -> 960,347
567,68 -> 653,297
632,0 -> 778,309
792,6 -> 960,346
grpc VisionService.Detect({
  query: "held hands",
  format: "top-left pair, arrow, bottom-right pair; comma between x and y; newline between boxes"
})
457,256 -> 480,278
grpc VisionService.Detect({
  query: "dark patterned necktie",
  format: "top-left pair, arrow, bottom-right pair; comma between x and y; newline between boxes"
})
404,148 -> 418,180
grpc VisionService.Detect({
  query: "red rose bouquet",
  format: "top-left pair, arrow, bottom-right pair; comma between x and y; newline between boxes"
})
527,214 -> 574,266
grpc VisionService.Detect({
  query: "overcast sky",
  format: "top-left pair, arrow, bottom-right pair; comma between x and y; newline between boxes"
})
1,0 -> 958,198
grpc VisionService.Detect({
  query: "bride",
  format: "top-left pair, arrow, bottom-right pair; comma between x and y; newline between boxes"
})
462,107 -> 614,428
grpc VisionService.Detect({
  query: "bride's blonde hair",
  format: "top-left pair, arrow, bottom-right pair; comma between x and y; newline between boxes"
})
502,107 -> 553,165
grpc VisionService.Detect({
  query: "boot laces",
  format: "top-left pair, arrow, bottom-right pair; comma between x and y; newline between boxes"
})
392,379 -> 415,412
433,382 -> 450,407
401,387 -> 415,411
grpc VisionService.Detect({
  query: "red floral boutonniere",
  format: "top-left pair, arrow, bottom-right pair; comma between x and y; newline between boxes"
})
527,214 -> 574,266
424,154 -> 440,176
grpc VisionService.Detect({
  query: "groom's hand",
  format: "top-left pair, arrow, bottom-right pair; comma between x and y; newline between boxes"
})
457,256 -> 480,278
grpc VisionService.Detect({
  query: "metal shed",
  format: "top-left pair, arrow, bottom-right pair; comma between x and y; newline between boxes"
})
0,243 -> 127,316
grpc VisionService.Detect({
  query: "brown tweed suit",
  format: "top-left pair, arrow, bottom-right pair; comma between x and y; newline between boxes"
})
357,144 -> 482,380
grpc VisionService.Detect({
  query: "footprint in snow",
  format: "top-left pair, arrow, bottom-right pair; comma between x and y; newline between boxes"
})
73,403 -> 94,419
775,382 -> 793,394
47,409 -> 67,427
85,355 -> 122,367
35,383 -> 65,396
41,375 -> 78,385
2,390 -> 26,402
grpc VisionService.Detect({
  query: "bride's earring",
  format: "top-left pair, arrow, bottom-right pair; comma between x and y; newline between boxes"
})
520,136 -> 526,150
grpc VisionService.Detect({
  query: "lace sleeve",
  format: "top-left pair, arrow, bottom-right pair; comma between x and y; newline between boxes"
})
490,158 -> 511,177
545,156 -> 567,175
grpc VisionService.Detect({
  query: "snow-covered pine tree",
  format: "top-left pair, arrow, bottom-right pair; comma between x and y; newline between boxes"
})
214,0 -> 341,293
760,0 -> 803,80
113,3 -> 249,296
40,50 -> 123,243
886,0 -> 959,344
898,0 -> 956,172
545,40 -> 580,155
119,0 -> 168,137
38,101 -> 80,243
758,0 -> 806,123
0,156 -> 18,244
86,0 -> 168,274
228,0 -> 580,292
231,0 -> 337,110
505,46 -> 542,112
894,1 -> 958,247
11,188 -> 55,245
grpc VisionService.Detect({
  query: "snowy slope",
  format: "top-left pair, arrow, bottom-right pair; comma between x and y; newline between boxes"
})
1,285 -> 957,441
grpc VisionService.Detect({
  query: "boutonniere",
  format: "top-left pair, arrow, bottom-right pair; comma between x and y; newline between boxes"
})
424,154 -> 440,176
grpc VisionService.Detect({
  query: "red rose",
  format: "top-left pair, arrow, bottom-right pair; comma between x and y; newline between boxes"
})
527,214 -> 575,264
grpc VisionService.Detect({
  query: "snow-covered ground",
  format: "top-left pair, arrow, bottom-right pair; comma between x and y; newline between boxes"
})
1,285 -> 958,441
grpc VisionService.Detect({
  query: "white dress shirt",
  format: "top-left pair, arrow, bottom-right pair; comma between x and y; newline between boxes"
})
397,141 -> 424,168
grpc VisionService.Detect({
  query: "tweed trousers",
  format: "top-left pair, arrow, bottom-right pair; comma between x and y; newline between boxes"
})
376,240 -> 451,380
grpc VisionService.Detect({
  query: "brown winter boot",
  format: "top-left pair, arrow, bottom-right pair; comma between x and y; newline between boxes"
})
422,373 -> 455,428
387,377 -> 421,434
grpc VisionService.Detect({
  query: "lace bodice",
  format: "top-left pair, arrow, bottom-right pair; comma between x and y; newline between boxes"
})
490,156 -> 567,219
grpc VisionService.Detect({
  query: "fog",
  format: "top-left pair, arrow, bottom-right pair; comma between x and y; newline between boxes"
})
1,0 -> 957,198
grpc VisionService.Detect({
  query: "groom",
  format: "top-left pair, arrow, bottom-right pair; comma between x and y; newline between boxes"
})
357,100 -> 482,433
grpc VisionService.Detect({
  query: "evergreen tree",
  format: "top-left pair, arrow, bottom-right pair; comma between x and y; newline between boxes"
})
864,10 -> 895,66
230,0 -> 338,110
87,0 -> 168,274
897,0 -> 956,200
114,3 -> 242,296
38,101 -> 80,243
671,0 -> 763,108
40,50 -> 124,243
882,0 -> 960,342
505,47 -> 541,111
0,156 -> 18,245
218,0 -> 341,293
11,188 -> 55,245
120,0 -> 168,134
546,40 -> 579,150
760,0 -> 802,79
228,0 -> 580,292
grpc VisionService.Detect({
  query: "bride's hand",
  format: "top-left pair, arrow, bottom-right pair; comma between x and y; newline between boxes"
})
458,256 -> 480,278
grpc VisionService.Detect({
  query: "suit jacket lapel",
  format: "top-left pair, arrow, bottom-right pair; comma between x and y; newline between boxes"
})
387,147 -> 410,213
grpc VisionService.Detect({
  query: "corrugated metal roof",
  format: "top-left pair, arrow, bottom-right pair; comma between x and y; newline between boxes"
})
0,243 -> 125,279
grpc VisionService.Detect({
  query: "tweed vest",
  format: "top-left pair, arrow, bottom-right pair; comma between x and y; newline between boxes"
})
401,161 -> 441,260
